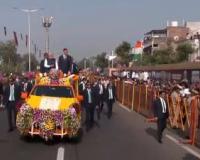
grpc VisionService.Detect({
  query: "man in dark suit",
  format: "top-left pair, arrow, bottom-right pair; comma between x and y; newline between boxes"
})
58,48 -> 72,74
83,81 -> 95,131
21,77 -> 33,95
93,79 -> 105,120
3,77 -> 21,132
153,90 -> 169,143
105,81 -> 116,119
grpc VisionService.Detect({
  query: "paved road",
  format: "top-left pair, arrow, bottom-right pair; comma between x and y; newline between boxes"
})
0,103 -> 199,160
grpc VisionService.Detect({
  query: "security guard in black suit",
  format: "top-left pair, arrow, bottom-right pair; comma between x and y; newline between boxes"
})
153,90 -> 169,143
3,77 -> 21,132
83,81 -> 95,131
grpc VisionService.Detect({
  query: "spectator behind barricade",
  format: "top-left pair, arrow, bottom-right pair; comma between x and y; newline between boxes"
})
48,53 -> 58,70
171,85 -> 182,128
40,52 -> 51,73
58,48 -> 72,74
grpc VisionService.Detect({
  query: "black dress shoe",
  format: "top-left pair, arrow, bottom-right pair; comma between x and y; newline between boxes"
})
158,139 -> 162,143
8,128 -> 14,132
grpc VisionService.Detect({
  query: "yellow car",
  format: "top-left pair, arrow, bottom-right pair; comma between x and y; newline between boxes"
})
16,73 -> 83,141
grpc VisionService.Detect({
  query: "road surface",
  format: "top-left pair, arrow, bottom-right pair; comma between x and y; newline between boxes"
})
0,103 -> 199,160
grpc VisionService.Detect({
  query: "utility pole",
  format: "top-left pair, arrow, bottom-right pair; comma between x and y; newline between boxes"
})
13,7 -> 43,71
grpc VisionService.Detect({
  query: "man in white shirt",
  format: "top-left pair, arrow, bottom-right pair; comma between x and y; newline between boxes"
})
40,52 -> 51,73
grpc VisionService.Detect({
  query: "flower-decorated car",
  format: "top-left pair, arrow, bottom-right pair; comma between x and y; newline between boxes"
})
16,71 -> 83,141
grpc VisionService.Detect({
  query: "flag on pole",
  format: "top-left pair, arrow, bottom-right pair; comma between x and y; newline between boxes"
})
34,44 -> 37,54
39,50 -> 42,58
4,27 -> 7,36
20,33 -> 23,40
25,35 -> 28,47
13,32 -> 18,46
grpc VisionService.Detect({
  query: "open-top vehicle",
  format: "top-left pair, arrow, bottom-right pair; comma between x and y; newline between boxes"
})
16,71 -> 83,141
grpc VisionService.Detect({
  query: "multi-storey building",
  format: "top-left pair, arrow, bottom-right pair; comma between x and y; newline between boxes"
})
143,21 -> 189,55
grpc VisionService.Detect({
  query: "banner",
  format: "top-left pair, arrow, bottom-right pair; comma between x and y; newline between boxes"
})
20,33 -> 23,40
13,32 -> 18,46
4,27 -> 7,36
34,44 -> 37,54
25,35 -> 28,47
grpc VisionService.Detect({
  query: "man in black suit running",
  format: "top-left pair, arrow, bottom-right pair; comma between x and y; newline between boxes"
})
153,90 -> 169,143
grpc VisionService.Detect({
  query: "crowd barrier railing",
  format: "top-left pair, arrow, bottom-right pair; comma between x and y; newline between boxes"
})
115,79 -> 200,147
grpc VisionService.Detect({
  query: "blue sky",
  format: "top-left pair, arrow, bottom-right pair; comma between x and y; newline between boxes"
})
1,0 -> 200,60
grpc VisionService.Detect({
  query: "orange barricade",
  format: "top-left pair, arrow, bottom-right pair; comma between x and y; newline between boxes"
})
133,85 -> 140,111
115,80 -> 200,147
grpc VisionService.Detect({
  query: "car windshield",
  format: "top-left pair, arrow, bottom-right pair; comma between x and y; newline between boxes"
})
31,86 -> 73,98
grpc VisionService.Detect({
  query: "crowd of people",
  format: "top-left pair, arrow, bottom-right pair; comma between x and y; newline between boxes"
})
0,74 -> 34,132
0,47 -> 117,134
79,76 -> 116,131
0,47 -> 80,132
1,47 -> 200,145
118,75 -> 200,143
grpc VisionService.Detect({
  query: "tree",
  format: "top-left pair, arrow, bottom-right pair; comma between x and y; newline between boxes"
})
0,40 -> 39,74
115,41 -> 131,65
95,52 -> 108,68
176,43 -> 194,62
0,41 -> 18,65
138,43 -> 194,66
21,54 -> 39,72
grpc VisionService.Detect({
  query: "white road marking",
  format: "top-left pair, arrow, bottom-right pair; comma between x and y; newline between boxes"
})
166,134 -> 200,159
57,147 -> 65,160
117,102 -> 131,112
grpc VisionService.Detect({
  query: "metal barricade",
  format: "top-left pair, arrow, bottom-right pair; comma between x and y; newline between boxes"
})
115,79 -> 200,147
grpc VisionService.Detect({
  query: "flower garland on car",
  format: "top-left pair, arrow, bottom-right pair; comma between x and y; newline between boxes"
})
16,104 -> 33,135
16,104 -> 80,139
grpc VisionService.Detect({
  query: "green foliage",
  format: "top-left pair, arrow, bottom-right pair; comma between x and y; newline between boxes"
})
176,43 -> 194,62
115,41 -> 131,65
21,54 -> 39,71
95,52 -> 108,68
0,40 -> 39,74
139,43 -> 194,66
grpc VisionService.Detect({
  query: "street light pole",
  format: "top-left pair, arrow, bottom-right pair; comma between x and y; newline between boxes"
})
28,12 -> 31,72
42,16 -> 53,53
13,8 -> 42,72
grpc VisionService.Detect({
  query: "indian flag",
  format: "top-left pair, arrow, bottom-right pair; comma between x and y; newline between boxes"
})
131,41 -> 143,61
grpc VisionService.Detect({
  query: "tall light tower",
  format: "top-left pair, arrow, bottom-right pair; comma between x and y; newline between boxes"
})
13,7 -> 43,72
42,16 -> 53,53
